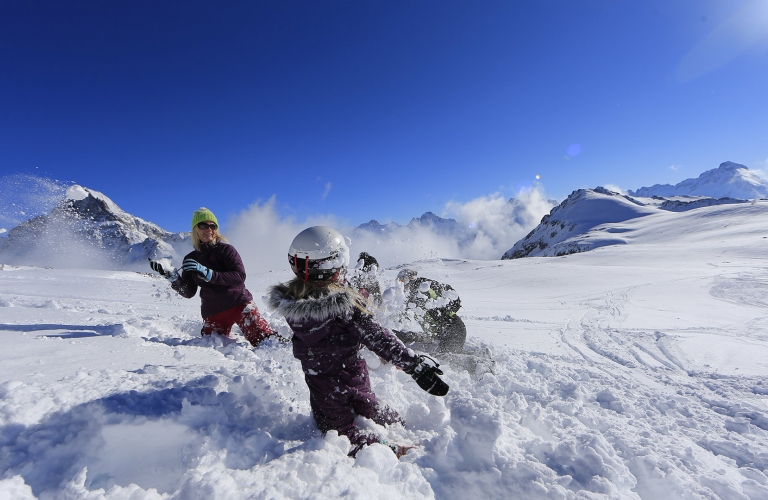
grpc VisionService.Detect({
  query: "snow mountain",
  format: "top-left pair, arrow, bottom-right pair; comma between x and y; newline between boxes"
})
355,211 -> 459,235
502,186 -> 748,259
0,185 -> 191,269
628,161 -> 768,199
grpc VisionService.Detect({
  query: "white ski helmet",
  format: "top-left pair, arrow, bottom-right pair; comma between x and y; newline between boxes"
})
288,226 -> 350,282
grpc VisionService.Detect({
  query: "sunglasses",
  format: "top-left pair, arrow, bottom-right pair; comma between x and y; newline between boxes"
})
197,222 -> 218,230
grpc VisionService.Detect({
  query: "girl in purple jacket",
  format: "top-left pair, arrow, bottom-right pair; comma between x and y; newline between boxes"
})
266,226 -> 448,457
149,207 -> 274,346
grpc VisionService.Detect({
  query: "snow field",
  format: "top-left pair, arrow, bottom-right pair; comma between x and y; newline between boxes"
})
2,200 -> 768,499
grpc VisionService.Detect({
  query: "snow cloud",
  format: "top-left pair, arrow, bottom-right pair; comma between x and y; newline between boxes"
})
601,184 -> 626,195
0,174 -> 69,231
224,196 -> 340,274
227,187 -> 556,273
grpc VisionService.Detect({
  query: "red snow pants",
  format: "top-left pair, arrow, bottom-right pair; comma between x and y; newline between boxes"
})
201,302 -> 273,347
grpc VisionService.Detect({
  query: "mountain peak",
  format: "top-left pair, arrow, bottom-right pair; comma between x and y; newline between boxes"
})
628,161 -> 766,199
717,161 -> 746,172
0,185 -> 190,269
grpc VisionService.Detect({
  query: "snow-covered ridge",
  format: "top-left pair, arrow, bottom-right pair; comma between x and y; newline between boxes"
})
0,185 -> 191,269
628,161 -> 768,199
502,186 -> 751,259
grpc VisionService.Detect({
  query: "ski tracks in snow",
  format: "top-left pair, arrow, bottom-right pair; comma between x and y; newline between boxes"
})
551,281 -> 768,499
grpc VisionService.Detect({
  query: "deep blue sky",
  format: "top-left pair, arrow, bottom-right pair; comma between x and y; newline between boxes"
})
2,1 -> 767,232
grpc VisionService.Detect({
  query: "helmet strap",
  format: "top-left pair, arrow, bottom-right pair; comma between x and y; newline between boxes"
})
294,254 -> 310,282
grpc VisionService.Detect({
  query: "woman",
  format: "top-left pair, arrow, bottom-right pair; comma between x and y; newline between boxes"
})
149,207 -> 274,347
266,226 -> 448,457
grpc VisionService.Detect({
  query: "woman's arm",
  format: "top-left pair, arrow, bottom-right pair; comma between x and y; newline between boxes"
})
171,272 -> 198,298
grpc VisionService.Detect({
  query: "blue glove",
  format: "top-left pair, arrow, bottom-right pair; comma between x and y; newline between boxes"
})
182,258 -> 213,282
149,259 -> 179,282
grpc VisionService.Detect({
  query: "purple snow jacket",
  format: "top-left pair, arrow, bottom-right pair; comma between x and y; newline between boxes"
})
172,241 -> 253,318
266,283 -> 419,447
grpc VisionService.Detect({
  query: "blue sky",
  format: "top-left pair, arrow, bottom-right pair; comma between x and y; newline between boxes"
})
2,1 -> 767,232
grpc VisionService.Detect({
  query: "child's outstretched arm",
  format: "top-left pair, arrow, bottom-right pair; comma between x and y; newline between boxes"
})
353,312 -> 449,396
353,312 -> 417,369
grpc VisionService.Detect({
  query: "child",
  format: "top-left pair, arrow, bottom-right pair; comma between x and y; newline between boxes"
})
266,226 -> 448,457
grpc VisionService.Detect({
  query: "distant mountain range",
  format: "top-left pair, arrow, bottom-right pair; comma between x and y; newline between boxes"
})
354,197 -> 557,236
502,162 -> 763,260
355,211 -> 459,235
2,161 -> 765,268
0,185 -> 191,269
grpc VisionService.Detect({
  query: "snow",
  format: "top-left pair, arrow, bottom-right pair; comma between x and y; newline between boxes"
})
502,187 -> 762,260
65,185 -> 89,202
2,200 -> 768,499
629,162 -> 768,200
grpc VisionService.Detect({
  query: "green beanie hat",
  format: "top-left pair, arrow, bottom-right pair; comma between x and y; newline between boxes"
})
192,207 -> 218,230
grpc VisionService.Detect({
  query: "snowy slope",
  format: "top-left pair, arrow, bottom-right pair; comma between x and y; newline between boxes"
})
2,200 -> 768,499
502,187 -> 659,259
502,186 -> 752,259
629,161 -> 768,199
0,185 -> 191,270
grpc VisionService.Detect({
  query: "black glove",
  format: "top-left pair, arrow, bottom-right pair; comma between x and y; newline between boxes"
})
182,258 -> 213,282
404,355 -> 449,396
148,259 -> 178,282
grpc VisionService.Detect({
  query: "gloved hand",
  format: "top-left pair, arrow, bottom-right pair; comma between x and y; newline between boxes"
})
148,259 -> 178,282
404,355 -> 449,396
182,258 -> 213,282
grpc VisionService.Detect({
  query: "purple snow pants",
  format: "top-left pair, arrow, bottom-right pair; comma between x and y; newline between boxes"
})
304,356 -> 402,455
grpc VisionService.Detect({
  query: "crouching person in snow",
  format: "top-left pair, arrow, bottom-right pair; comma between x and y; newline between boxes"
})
148,207 -> 275,347
266,226 -> 449,457
394,268 -> 466,354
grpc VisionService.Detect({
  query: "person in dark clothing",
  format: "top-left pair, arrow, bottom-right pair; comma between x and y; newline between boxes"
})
349,251 -> 383,305
267,226 -> 448,457
395,268 -> 467,354
149,207 -> 274,347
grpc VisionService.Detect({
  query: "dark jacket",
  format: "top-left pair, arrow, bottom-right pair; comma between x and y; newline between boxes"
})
172,241 -> 253,318
404,277 -> 461,329
266,285 -> 417,376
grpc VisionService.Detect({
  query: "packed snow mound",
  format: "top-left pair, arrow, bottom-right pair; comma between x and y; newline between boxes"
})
502,187 -> 657,259
628,161 -> 768,199
0,185 -> 191,270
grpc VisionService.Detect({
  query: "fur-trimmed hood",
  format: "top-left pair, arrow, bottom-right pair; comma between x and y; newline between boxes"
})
266,283 -> 358,323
